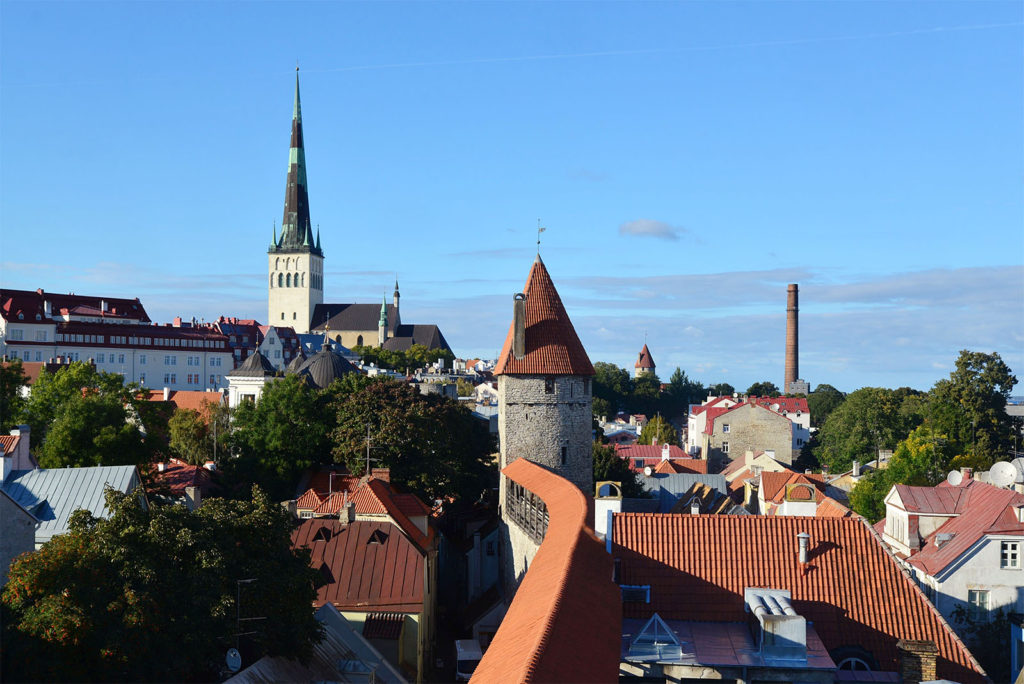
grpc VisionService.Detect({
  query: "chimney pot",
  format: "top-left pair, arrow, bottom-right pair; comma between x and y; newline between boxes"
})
852,460 -> 861,478
163,387 -> 170,401
797,531 -> 810,563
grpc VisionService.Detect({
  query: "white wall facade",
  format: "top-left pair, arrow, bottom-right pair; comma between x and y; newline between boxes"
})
268,252 -> 323,334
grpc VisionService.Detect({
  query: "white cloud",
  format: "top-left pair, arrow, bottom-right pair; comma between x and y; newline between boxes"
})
618,219 -> 685,241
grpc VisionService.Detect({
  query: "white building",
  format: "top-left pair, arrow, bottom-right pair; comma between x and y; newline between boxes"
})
1,289 -> 233,392
879,471 -> 1024,627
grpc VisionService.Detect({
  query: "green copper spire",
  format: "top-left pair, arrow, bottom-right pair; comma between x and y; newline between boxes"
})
379,296 -> 388,327
271,67 -> 321,256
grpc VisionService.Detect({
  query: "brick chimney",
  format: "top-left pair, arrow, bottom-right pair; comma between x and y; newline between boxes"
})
785,284 -> 798,392
371,467 -> 390,483
896,639 -> 937,684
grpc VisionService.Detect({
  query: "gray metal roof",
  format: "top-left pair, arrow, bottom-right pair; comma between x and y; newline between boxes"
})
294,346 -> 358,389
381,324 -> 452,353
1,465 -> 141,545
639,473 -> 727,514
228,351 -> 277,377
226,603 -> 407,683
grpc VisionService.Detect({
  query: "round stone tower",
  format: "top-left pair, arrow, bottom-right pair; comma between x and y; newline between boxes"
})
495,256 -> 595,585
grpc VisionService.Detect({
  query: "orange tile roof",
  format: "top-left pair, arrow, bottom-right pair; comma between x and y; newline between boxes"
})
760,471 -> 825,503
494,256 -> 594,377
296,487 -> 325,511
0,435 -> 19,454
472,459 -> 621,683
815,496 -> 853,518
635,343 -> 655,369
143,389 -> 223,415
611,514 -> 985,682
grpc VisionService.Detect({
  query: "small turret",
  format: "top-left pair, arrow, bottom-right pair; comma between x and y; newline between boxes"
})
378,296 -> 388,346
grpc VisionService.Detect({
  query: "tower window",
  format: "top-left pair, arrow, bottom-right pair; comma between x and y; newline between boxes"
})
293,312 -> 297,320
545,377 -> 555,394
561,446 -> 567,466
280,312 -> 285,320
278,273 -> 283,287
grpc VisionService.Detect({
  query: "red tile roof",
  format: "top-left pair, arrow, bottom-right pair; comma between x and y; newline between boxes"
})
292,519 -> 425,614
143,389 -> 223,415
904,479 -> 1024,576
815,496 -> 853,518
892,483 -> 966,514
150,459 -> 217,497
748,396 -> 810,413
472,459 -> 621,683
2,360 -> 52,385
611,515 -> 984,682
635,343 -> 655,369
615,443 -> 687,460
760,471 -> 825,503
0,435 -> 20,455
296,487 -> 325,511
494,257 -> 594,377
307,469 -> 360,498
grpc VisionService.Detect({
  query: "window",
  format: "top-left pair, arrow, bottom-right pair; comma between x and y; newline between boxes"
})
268,338 -> 275,345
797,438 -> 804,446
164,373 -> 170,384
8,330 -> 23,341
98,353 -> 106,363
35,352 -> 41,361
139,354 -> 146,365
293,312 -> 296,320
722,424 -> 730,433
545,376 -> 555,394
165,355 -> 176,365
968,589 -> 989,620
356,335 -> 363,346
560,446 -> 568,466
209,374 -> 217,385
620,585 -> 651,603
1001,541 -> 1020,569
485,541 -> 496,556
633,459 -> 643,469
118,354 -> 125,364
139,373 -> 145,384
274,350 -> 281,359
280,312 -> 284,320
35,331 -> 47,341
722,441 -> 730,454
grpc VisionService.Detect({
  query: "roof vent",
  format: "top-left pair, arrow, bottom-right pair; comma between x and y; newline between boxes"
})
744,588 -> 807,663
934,532 -> 955,548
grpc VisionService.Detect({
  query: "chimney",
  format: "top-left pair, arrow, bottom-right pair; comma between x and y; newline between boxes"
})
959,467 -> 973,480
371,467 -> 390,483
896,640 -> 938,684
163,387 -> 170,401
852,460 -> 861,478
184,486 -> 201,511
203,461 -> 216,471
157,462 -> 166,472
100,299 -> 108,313
341,501 -> 356,524
661,444 -> 670,461
785,284 -> 798,393
43,299 -> 52,317
512,293 -> 526,360
690,499 -> 700,515
797,531 -> 810,563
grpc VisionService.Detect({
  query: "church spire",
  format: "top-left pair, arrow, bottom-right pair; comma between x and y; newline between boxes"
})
274,68 -> 321,255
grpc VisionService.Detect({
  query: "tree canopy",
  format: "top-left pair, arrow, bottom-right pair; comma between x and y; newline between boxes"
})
1,358 -> 28,433
331,378 -> 496,503
38,392 -> 151,468
352,344 -> 454,372
746,381 -> 780,397
807,384 -> 844,428
592,442 -> 647,498
1,487 -> 322,682
638,415 -> 678,446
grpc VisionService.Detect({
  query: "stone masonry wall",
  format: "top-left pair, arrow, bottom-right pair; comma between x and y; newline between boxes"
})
706,403 -> 794,467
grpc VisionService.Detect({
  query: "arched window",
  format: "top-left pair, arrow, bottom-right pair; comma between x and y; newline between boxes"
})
357,335 -> 363,346
275,258 -> 279,269
269,275 -> 274,288
837,658 -> 871,671
286,273 -> 292,287
278,273 -> 283,288
301,273 -> 305,287
293,312 -> 297,320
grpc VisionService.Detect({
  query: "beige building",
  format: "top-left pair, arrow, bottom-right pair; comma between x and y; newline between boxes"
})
702,402 -> 795,467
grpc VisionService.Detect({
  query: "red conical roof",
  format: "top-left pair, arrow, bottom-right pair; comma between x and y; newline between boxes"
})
495,257 -> 594,376
635,344 -> 655,369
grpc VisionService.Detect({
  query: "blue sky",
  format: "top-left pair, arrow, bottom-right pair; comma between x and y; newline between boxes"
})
2,1 -> 1021,393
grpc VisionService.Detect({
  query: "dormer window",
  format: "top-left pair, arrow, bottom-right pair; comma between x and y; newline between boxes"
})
368,529 -> 388,545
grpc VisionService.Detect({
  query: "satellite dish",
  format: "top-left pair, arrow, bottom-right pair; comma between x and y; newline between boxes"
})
989,461 -> 1017,489
947,470 -> 963,487
643,466 -> 654,477
1011,458 -> 1024,483
226,648 -> 242,673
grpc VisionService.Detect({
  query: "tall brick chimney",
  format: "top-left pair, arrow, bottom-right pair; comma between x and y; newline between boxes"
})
896,639 -> 937,684
785,284 -> 799,392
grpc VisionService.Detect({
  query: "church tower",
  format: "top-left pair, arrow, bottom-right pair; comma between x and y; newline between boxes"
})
268,69 -> 324,333
634,343 -> 655,378
496,255 -> 594,585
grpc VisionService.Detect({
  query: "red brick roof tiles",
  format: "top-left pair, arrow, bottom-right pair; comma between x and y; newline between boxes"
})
143,389 -> 223,415
0,435 -> 20,455
905,479 -> 1024,576
292,519 -> 425,614
494,257 -> 594,377
611,514 -> 984,682
635,343 -> 655,369
760,471 -> 826,503
615,444 -> 687,460
472,459 -> 621,683
296,487 -> 325,511
815,496 -> 853,518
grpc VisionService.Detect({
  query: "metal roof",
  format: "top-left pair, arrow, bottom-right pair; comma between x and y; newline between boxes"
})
640,473 -> 727,513
2,465 -> 142,544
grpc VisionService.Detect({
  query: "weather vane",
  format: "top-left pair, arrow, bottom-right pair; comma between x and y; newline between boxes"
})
537,219 -> 546,254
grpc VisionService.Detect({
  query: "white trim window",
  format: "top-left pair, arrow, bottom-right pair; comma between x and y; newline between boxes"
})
967,589 -> 989,620
1001,540 -> 1021,569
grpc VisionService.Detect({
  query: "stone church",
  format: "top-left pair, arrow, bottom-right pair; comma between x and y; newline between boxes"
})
267,71 -> 450,354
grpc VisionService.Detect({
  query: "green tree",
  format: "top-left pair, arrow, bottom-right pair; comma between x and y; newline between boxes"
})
707,382 -> 734,397
630,372 -> 662,417
663,367 -> 705,419
1,358 -> 28,432
592,442 -> 647,498
848,426 -> 955,522
639,415 -> 677,446
168,408 -> 210,465
20,361 -> 137,449
1,487 -> 322,682
746,381 -> 780,397
807,383 -> 844,428
226,375 -> 333,500
456,378 -> 476,398
814,387 -> 925,473
929,350 -> 1017,467
593,362 -> 632,418
949,606 -> 1011,683
331,378 -> 495,503
38,393 -> 150,468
